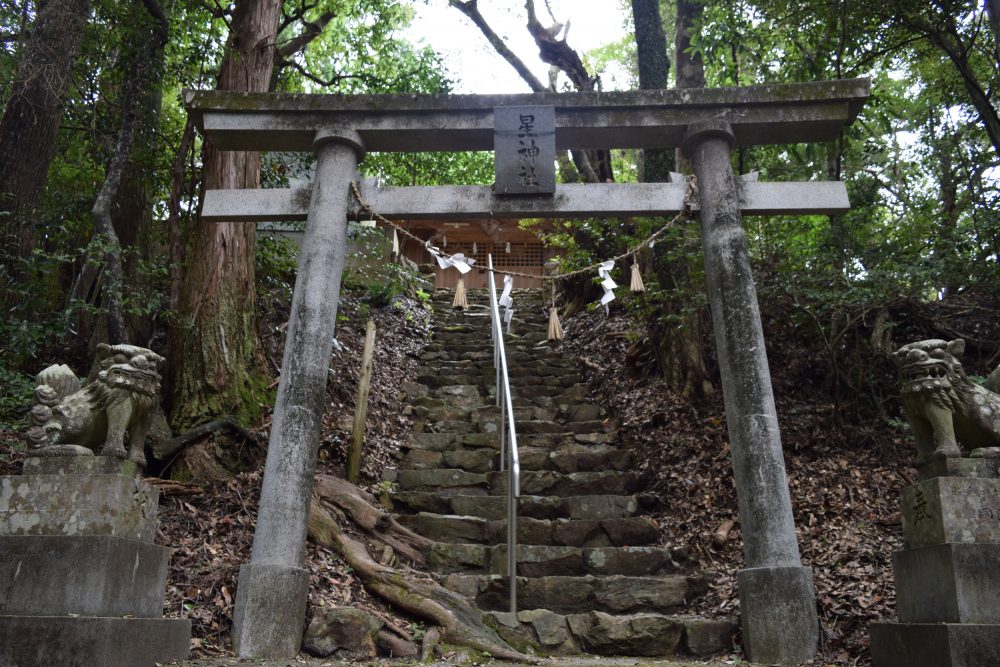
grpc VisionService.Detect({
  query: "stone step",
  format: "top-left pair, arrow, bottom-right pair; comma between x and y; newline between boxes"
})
396,468 -> 638,496
427,543 -> 679,577
484,609 -> 736,658
395,512 -> 658,547
389,492 -> 644,521
408,430 -> 618,452
443,573 -> 704,615
402,443 -> 632,474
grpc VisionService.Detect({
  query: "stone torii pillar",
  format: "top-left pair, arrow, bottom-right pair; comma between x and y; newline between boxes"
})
231,128 -> 364,658
683,120 -> 817,664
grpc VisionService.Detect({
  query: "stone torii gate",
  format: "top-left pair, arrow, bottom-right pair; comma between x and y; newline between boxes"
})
186,78 -> 869,664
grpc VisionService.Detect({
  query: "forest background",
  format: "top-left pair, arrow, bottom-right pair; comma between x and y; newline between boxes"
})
2,0 -> 1000,663
0,0 -> 998,429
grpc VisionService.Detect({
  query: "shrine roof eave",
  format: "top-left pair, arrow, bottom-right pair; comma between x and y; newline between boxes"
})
185,78 -> 869,153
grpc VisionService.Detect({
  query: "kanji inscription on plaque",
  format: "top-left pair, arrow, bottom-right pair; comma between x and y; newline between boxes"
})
494,105 -> 556,195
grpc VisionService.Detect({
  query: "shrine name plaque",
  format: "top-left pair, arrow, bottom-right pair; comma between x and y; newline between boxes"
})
494,105 -> 556,196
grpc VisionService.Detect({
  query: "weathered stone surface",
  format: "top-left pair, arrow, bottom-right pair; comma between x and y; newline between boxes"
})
437,385 -> 485,408
301,607 -> 383,658
550,519 -> 605,547
602,517 -> 661,546
22,456 -> 141,476
396,513 -> 487,543
567,611 -> 683,656
564,495 -> 638,519
443,448 -> 496,473
871,622 -> 1000,667
397,469 -> 487,491
232,562 -> 310,658
564,403 -> 602,422
400,381 -> 428,399
518,576 -> 593,612
583,547 -> 674,576
408,432 -> 457,451
490,545 -> 584,577
918,457 -> 1000,481
400,449 -> 442,470
428,542 -> 487,573
679,616 -> 738,655
594,575 -> 690,613
517,608 -> 573,649
901,477 -> 1000,548
462,432 -> 499,448
549,444 -> 632,473
0,535 -> 169,617
738,565 -> 819,665
0,616 -> 190,667
0,472 -> 159,542
894,543 -> 1000,624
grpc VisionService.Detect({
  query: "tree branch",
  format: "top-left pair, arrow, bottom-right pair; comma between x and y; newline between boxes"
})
276,10 -> 334,59
448,0 -> 548,92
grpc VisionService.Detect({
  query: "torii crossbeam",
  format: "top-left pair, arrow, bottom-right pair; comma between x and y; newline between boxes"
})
185,78 -> 870,665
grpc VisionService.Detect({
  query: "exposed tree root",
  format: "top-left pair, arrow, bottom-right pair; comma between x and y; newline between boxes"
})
307,475 -> 537,663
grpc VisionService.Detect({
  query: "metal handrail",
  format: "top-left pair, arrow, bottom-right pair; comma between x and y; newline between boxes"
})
486,254 -> 520,613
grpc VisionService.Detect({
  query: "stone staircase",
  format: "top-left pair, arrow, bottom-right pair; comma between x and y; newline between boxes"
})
389,288 -> 735,657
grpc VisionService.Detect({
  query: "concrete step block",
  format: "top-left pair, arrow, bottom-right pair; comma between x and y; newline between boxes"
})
894,543 -> 1000,624
871,622 -> 1000,667
0,472 -> 159,542
0,535 -> 170,617
0,615 -> 190,667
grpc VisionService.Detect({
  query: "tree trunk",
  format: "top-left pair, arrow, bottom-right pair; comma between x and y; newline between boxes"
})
0,0 -> 89,261
168,0 -> 282,430
636,0 -> 713,398
89,1 -> 169,346
111,0 -> 170,345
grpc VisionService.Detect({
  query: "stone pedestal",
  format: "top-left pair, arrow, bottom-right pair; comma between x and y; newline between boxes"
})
871,462 -> 1000,667
0,457 -> 190,667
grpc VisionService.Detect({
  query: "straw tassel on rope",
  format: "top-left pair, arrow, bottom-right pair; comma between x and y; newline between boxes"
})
547,306 -> 564,341
547,279 -> 564,341
452,276 -> 468,310
630,259 -> 645,293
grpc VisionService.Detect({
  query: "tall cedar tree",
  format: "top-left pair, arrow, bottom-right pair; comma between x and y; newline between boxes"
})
634,0 -> 714,397
0,0 -> 90,261
168,0 -> 282,430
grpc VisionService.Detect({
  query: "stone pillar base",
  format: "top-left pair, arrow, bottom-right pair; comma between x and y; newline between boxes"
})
0,615 -> 191,667
871,622 -> 1000,667
737,565 -> 818,665
232,562 -> 310,658
894,543 -> 1000,623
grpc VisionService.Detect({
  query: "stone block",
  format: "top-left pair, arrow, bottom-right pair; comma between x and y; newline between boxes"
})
894,543 -> 1000,624
918,457 -> 1000,481
680,616 -> 738,656
0,615 -> 190,667
22,456 -> 141,476
901,477 -> 1000,548
0,535 -> 169,617
0,472 -> 159,542
871,622 -> 1000,667
737,565 -> 818,665
232,562 -> 309,658
566,611 -> 683,656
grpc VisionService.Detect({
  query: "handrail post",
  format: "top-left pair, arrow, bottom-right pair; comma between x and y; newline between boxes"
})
487,255 -> 519,614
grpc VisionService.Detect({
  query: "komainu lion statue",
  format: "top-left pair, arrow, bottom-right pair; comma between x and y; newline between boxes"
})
893,338 -> 1000,464
25,343 -> 165,468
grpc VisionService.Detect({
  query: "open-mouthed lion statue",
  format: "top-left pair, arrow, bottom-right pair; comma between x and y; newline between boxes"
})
893,338 -> 1000,464
25,343 -> 165,468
